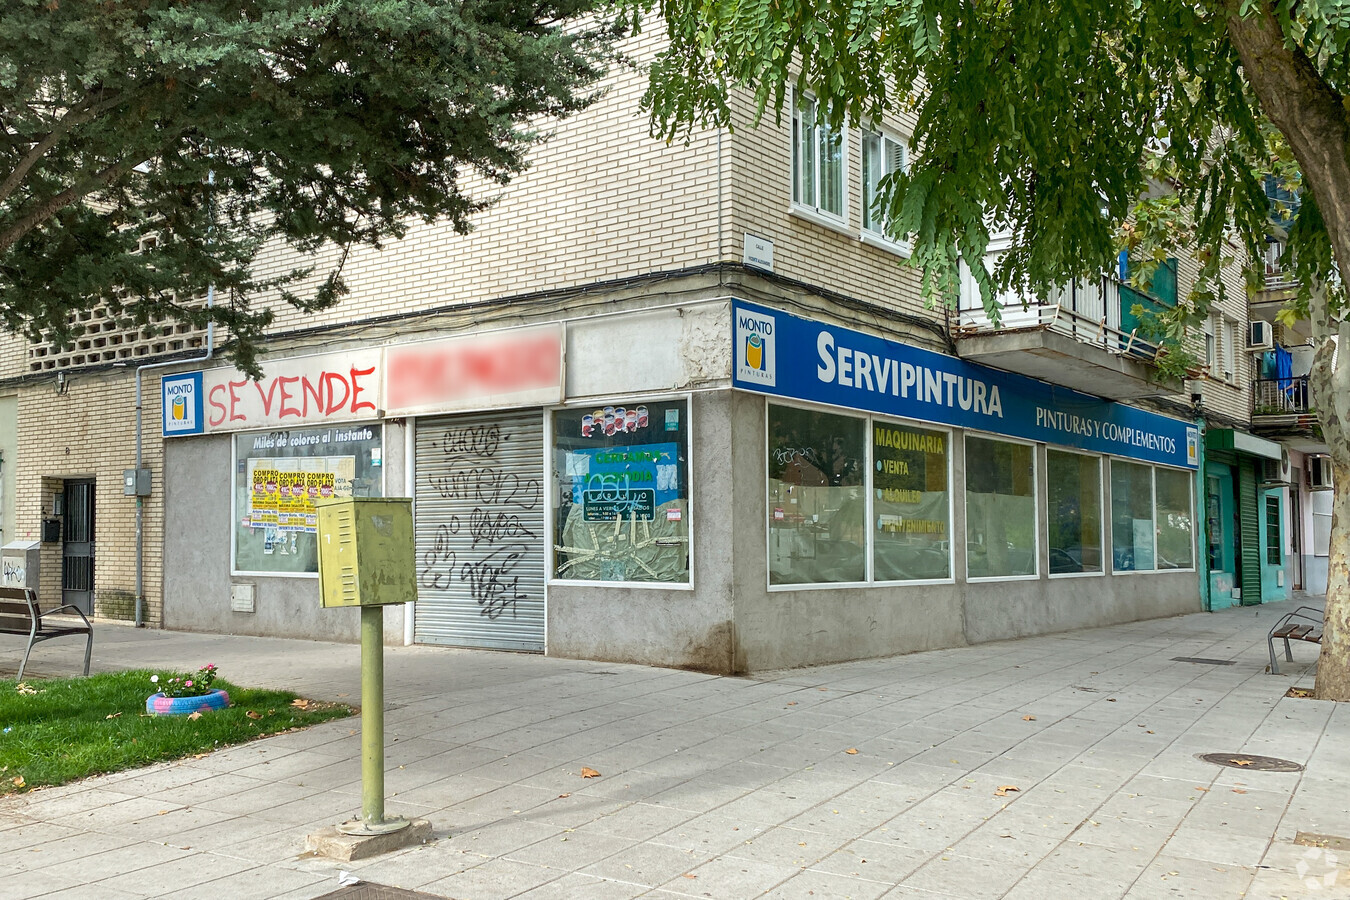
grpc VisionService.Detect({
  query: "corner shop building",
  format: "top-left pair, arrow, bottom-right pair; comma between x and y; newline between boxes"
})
155,294 -> 1202,674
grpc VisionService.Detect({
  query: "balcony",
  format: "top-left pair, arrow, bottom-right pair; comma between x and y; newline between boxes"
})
1262,241 -> 1298,291
1251,375 -> 1326,450
951,274 -> 1182,401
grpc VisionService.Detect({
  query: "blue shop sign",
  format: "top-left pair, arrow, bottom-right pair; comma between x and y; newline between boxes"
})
733,302 -> 1197,469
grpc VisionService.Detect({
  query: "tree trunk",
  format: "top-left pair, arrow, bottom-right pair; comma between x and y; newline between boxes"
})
1317,463 -> 1350,699
1225,7 -> 1350,699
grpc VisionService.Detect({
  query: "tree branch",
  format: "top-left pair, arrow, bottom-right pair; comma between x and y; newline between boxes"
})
1224,2 -> 1350,279
0,89 -> 130,205
0,155 -> 140,255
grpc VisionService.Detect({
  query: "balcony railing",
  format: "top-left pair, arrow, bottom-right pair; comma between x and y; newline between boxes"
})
1263,241 -> 1297,290
955,273 -> 1161,363
1252,375 -> 1311,416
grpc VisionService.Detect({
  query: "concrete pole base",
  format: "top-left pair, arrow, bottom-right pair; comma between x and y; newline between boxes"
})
304,818 -> 434,861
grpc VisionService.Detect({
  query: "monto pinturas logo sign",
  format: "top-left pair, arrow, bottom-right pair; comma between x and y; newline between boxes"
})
736,309 -> 776,386
161,373 -> 203,437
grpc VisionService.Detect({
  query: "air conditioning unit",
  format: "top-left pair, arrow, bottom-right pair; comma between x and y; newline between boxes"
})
1262,450 -> 1293,484
1248,320 -> 1274,351
1309,455 -> 1334,490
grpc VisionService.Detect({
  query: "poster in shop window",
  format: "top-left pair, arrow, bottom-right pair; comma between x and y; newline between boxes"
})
246,457 -> 353,534
564,443 -> 680,522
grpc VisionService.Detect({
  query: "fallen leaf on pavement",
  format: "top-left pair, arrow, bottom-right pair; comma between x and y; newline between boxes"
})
292,699 -> 310,709
1232,789 -> 1247,794
682,874 -> 697,879
845,748 -> 859,755
1022,715 -> 1036,721
1194,787 -> 1209,792
786,702 -> 798,706
994,785 -> 1020,797
580,767 -> 600,778
1230,759 -> 1252,766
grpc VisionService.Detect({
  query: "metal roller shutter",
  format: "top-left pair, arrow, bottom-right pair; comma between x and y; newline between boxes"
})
414,410 -> 546,650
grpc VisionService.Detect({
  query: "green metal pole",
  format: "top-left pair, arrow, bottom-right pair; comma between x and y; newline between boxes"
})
361,604 -> 385,827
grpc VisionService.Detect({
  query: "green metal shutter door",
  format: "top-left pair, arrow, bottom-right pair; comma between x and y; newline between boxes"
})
1238,460 -> 1261,605
413,410 -> 546,651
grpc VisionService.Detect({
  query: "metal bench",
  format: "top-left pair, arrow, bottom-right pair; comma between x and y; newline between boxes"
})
1268,605 -> 1324,676
0,586 -> 93,681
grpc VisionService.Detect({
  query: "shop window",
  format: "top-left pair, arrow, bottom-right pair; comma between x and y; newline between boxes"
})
965,436 -> 1036,578
551,399 -> 690,584
233,424 -> 383,575
792,93 -> 845,222
1111,461 -> 1154,571
1046,450 -> 1103,574
873,421 -> 950,581
1266,494 -> 1282,565
1155,468 -> 1195,569
768,405 -> 866,584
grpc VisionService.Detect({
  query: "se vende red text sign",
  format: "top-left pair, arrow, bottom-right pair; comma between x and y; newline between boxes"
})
198,349 -> 383,433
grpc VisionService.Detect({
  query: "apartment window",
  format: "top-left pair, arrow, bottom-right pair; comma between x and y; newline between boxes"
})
1222,317 -> 1237,382
1046,450 -> 1103,574
768,405 -> 866,584
1203,315 -> 1217,373
965,436 -> 1037,578
792,94 -> 845,221
873,420 -> 951,581
862,130 -> 908,249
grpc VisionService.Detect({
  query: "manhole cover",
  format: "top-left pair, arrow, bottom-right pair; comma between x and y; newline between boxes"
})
1197,752 -> 1304,772
314,885 -> 444,900
1171,657 -> 1236,666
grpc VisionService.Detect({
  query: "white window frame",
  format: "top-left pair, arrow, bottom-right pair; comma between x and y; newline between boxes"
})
1045,447 -> 1106,579
963,432 -> 1040,583
869,415 -> 956,586
1221,316 -> 1238,384
766,399 -> 871,591
1203,314 -> 1217,374
229,422 -> 386,579
860,128 -> 912,257
1108,459 -> 1155,575
1153,464 -> 1197,573
545,393 -> 695,591
790,90 -> 848,229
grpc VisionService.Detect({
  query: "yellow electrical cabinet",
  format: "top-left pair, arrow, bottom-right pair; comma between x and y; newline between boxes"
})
315,498 -> 417,608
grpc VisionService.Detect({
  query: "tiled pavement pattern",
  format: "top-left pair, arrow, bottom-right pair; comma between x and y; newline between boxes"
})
1,599 -> 1346,899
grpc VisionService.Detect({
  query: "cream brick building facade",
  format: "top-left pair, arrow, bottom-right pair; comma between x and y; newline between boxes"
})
0,35 -> 1282,669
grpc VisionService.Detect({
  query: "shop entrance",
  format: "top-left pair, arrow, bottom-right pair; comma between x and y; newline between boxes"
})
61,480 -> 95,615
1259,487 -> 1288,603
413,410 -> 546,651
1205,465 -> 1237,610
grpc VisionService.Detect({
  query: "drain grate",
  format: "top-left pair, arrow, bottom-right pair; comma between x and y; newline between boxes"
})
314,885 -> 445,900
1197,752 -> 1304,772
1171,657 -> 1237,666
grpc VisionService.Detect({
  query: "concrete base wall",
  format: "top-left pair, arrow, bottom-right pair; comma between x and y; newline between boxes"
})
162,427 -> 406,644
1304,554 -> 1329,595
726,392 -> 1199,672
161,388 -> 1202,669
547,391 -> 737,672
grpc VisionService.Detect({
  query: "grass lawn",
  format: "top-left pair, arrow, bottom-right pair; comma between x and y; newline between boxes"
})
0,670 -> 351,795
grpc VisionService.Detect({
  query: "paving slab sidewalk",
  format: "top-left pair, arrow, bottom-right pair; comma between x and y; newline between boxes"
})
1,599 -> 1346,900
